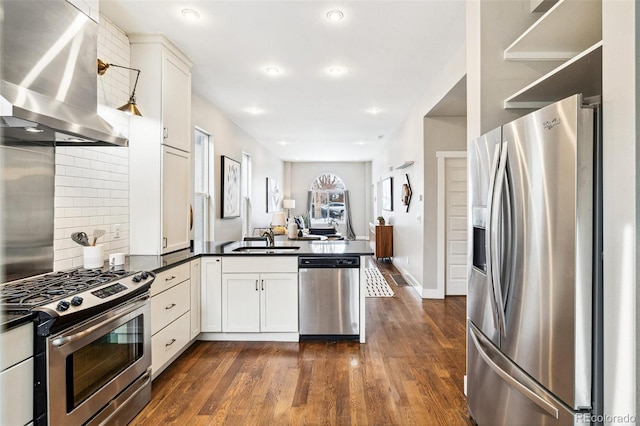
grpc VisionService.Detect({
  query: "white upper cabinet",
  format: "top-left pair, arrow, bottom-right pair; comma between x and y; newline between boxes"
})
162,55 -> 191,152
129,35 -> 193,255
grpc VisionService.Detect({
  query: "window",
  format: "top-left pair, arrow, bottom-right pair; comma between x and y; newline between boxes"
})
309,173 -> 346,225
193,128 -> 212,247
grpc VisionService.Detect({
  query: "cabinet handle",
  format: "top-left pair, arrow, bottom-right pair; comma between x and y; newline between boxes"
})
165,338 -> 176,347
163,237 -> 168,248
255,280 -> 258,291
165,303 -> 176,310
163,127 -> 168,139
165,275 -> 176,282
261,279 -> 265,291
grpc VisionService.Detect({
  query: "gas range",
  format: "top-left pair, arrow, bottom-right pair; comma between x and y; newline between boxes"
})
1,267 -> 154,335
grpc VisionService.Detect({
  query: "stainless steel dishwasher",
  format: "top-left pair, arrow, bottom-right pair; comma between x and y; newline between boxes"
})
298,256 -> 360,339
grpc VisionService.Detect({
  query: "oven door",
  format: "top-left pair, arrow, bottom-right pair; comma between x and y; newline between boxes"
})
46,294 -> 151,425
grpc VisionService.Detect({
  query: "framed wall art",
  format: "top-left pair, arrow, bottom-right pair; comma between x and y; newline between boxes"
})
221,155 -> 241,218
382,177 -> 393,211
266,177 -> 281,213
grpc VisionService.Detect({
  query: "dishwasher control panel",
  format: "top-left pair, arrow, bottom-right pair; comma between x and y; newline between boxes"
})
298,256 -> 360,268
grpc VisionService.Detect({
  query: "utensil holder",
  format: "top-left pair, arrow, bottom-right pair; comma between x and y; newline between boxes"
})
83,245 -> 104,269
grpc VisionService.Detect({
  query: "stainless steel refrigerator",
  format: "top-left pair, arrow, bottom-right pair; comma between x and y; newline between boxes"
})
466,94 -> 603,425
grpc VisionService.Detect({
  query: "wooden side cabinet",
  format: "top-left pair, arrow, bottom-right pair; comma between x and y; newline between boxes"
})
369,223 -> 393,260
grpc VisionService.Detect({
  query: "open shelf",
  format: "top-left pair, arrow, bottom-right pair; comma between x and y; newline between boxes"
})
504,41 -> 602,109
504,0 -> 602,61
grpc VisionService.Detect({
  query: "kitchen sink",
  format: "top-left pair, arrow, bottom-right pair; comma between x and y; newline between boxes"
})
232,246 -> 300,253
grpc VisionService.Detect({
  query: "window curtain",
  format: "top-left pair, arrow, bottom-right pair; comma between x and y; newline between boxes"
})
344,190 -> 356,240
306,190 -> 312,228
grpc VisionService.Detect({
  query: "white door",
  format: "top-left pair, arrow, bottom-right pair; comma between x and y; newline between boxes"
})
222,273 -> 260,332
445,157 -> 468,295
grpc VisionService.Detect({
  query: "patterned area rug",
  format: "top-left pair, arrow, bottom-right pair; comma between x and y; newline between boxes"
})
365,267 -> 395,298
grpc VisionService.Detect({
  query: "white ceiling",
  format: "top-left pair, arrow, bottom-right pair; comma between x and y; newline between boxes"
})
100,1 -> 466,162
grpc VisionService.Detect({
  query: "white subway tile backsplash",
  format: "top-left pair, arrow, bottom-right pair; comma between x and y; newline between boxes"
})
54,14 -> 131,270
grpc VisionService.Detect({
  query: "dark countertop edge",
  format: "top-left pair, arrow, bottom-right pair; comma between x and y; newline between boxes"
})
2,312 -> 36,331
129,240 -> 374,274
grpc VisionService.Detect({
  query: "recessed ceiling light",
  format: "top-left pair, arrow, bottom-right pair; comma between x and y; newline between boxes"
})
328,66 -> 343,75
367,107 -> 381,114
24,127 -> 44,133
356,141 -> 365,145
326,10 -> 344,22
278,140 -> 287,145
265,66 -> 281,75
247,107 -> 263,115
181,9 -> 200,21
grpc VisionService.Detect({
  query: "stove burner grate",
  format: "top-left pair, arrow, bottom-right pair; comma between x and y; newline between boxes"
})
1,267 -> 131,309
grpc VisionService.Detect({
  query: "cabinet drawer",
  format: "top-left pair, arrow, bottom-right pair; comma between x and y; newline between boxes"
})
0,323 -> 33,370
222,256 -> 297,273
0,357 -> 33,426
151,312 -> 190,376
152,262 -> 190,296
151,280 -> 190,335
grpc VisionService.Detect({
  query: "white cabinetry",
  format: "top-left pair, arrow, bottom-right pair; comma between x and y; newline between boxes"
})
0,323 -> 34,426
162,146 -> 190,253
201,257 -> 222,332
150,262 -> 194,379
129,34 -> 193,255
198,256 -> 298,341
503,0 -> 602,108
190,259 -> 201,339
222,273 -> 298,333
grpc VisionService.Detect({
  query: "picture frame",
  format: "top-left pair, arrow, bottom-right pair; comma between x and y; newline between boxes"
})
266,177 -> 280,213
221,155 -> 241,218
382,177 -> 393,211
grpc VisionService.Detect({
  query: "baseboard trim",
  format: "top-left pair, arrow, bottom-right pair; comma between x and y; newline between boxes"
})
390,262 -> 423,298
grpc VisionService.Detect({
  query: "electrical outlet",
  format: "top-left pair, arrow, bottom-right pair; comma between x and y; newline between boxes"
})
114,224 -> 121,239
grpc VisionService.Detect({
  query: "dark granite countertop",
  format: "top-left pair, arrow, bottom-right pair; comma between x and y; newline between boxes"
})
2,240 -> 373,330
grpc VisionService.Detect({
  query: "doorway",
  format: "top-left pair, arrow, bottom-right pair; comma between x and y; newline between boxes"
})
436,151 -> 468,296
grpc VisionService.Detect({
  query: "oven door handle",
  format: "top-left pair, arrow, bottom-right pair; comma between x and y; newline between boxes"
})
51,294 -> 149,348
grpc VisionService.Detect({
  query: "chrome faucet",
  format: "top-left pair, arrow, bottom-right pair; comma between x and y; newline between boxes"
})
261,229 -> 275,247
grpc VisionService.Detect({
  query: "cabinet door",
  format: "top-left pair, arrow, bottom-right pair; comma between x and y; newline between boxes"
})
0,358 -> 33,426
190,259 -> 201,339
162,54 -> 191,152
222,273 -> 260,332
260,273 -> 298,332
161,146 -> 190,254
201,257 -> 222,332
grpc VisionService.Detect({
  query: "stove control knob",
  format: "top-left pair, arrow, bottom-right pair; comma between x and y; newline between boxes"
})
140,271 -> 149,279
56,300 -> 70,312
71,296 -> 83,306
132,275 -> 142,283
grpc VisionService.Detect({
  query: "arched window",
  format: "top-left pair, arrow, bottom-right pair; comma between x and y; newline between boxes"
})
309,173 -> 346,224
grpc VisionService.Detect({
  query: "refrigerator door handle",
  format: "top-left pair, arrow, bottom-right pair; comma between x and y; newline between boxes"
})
490,141 -> 509,336
469,326 -> 560,419
485,144 -> 502,331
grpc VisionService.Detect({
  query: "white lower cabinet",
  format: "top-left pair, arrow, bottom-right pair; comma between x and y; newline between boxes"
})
0,322 -> 34,426
150,263 -> 195,379
151,312 -> 190,376
190,259 -> 201,339
201,257 -> 222,332
222,272 -> 298,333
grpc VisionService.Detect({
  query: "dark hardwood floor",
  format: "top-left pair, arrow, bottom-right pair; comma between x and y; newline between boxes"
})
132,259 -> 471,425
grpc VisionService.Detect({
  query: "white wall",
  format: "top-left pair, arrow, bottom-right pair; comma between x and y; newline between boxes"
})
602,0 -> 637,421
287,162 -> 370,238
371,44 -> 466,296
53,15 -> 131,270
191,93 -> 284,242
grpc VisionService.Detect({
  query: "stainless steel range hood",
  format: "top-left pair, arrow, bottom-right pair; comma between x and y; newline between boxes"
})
0,0 -> 128,147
